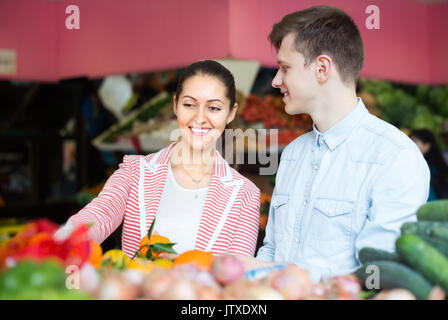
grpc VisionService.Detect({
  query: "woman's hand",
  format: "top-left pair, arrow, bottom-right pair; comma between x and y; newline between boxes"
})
157,252 -> 178,260
230,254 -> 276,272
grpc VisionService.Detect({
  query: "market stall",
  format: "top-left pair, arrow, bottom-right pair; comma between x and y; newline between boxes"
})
1,0 -> 448,302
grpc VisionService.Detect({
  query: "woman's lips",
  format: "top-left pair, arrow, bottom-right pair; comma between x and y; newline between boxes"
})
190,127 -> 211,136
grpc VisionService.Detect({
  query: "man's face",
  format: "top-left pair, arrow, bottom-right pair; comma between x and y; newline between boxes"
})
272,33 -> 318,115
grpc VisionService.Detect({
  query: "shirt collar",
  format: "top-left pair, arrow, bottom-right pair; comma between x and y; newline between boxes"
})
147,142 -> 233,182
313,97 -> 368,151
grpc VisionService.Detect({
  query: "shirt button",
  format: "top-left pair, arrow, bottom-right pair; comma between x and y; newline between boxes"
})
328,209 -> 333,214
295,237 -> 300,243
314,165 -> 319,170
303,200 -> 308,206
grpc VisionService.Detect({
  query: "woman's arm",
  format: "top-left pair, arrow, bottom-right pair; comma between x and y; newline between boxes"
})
227,187 -> 261,256
61,155 -> 137,244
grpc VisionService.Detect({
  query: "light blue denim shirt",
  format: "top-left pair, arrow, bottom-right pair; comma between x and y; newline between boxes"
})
256,98 -> 430,283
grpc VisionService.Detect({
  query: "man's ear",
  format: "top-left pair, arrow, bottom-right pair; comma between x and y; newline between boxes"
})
315,55 -> 332,83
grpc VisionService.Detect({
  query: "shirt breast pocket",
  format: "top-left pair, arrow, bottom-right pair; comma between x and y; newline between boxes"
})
271,194 -> 289,244
309,198 -> 354,256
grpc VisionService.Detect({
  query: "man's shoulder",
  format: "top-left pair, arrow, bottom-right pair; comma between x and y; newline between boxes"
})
348,113 -> 420,164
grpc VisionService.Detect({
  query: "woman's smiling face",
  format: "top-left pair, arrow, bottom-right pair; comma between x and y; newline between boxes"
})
174,74 -> 237,153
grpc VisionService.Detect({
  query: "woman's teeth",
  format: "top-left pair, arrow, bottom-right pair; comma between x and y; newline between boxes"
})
190,127 -> 211,136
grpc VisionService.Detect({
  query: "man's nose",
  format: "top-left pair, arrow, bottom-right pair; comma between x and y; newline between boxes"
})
272,70 -> 282,88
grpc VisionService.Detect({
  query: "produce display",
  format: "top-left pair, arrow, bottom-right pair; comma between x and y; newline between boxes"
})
92,92 -> 176,152
239,94 -> 313,146
358,79 -> 448,141
355,199 -> 448,300
1,200 -> 447,300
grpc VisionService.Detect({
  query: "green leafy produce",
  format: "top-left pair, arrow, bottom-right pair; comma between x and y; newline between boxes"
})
359,79 -> 448,150
99,92 -> 173,143
0,259 -> 91,300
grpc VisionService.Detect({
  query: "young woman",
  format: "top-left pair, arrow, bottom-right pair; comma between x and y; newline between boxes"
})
410,129 -> 448,201
57,60 -> 261,258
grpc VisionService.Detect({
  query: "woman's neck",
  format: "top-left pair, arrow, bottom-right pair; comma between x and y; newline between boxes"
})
170,140 -> 216,171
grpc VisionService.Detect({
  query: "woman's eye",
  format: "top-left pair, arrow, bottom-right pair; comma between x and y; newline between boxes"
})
209,106 -> 221,112
183,103 -> 194,108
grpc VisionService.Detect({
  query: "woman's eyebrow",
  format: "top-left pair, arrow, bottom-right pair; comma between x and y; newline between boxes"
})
207,99 -> 224,104
182,95 -> 224,104
182,95 -> 197,101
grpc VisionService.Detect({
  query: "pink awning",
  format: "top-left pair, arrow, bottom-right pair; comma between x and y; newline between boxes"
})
0,0 -> 447,84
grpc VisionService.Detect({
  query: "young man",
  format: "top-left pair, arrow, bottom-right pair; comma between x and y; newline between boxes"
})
240,6 -> 430,283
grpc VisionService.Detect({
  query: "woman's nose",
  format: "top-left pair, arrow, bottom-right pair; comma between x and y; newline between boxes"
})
194,106 -> 207,124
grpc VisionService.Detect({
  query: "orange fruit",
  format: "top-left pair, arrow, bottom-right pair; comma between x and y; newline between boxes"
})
139,234 -> 171,258
127,258 -> 155,274
173,250 -> 214,271
101,249 -> 130,269
153,258 -> 173,269
27,232 -> 52,246
87,241 -> 103,268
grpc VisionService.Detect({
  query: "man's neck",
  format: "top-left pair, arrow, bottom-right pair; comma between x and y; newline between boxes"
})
310,88 -> 359,133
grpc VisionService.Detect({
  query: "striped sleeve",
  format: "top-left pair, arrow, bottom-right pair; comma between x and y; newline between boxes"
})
228,183 -> 261,257
66,155 -> 137,244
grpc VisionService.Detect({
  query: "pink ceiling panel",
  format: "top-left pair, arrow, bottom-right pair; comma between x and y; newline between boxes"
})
57,0 -> 230,79
0,0 -> 59,81
229,0 -> 437,84
0,0 -> 446,84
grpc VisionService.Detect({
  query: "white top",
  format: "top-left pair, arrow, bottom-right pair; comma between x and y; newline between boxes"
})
153,163 -> 209,254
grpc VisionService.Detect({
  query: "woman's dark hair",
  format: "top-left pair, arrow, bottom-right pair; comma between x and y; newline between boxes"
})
410,129 -> 448,199
175,60 -> 236,108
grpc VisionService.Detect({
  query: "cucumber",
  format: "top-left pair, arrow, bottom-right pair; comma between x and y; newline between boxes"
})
358,247 -> 401,264
401,221 -> 448,235
354,260 -> 432,299
401,221 -> 448,257
431,226 -> 448,241
396,234 -> 448,293
417,200 -> 448,221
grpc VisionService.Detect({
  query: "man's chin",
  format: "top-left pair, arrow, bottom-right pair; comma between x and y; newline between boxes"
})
284,103 -> 300,116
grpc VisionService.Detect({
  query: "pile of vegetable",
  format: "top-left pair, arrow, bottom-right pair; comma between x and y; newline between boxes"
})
355,199 -> 448,300
239,94 -> 313,146
92,92 -> 174,145
7,203 -> 448,301
0,217 -> 366,300
0,218 -> 96,299
359,79 -> 448,145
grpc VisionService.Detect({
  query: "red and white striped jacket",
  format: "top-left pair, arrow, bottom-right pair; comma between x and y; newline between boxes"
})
67,143 -> 261,258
